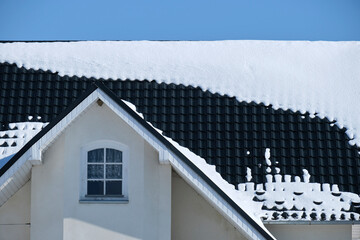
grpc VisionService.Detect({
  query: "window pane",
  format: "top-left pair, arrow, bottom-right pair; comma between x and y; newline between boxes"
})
106,165 -> 122,179
88,149 -> 104,163
88,164 -> 104,179
106,181 -> 122,195
87,181 -> 104,195
106,149 -> 122,163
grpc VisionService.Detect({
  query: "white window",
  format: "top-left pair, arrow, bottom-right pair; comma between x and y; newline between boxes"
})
80,140 -> 128,201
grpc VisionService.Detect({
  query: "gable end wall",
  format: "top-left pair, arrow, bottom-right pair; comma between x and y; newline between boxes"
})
30,102 -> 172,240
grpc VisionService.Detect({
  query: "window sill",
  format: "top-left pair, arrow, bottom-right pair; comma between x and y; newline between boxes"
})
79,197 -> 129,204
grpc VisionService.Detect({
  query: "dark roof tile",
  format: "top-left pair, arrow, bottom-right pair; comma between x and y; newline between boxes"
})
0,62 -> 360,195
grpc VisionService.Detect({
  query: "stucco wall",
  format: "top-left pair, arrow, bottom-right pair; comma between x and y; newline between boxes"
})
353,225 -> 360,240
0,181 -> 31,240
31,132 -> 65,240
266,224 -> 352,240
171,171 -> 247,240
31,102 -> 172,240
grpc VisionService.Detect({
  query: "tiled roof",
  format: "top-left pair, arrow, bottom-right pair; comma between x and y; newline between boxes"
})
1,62 -> 360,221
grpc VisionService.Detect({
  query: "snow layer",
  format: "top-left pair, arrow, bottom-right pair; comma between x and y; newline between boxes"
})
0,41 -> 360,146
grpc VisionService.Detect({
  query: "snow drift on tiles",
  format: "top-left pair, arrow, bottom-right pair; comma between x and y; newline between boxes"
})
0,41 -> 359,146
239,148 -> 360,221
0,122 -> 47,163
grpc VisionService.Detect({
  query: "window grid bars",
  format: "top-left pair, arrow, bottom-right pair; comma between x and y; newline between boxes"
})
88,179 -> 123,181
87,148 -> 122,196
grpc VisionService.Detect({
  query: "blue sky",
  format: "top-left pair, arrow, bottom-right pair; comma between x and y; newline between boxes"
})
0,0 -> 359,41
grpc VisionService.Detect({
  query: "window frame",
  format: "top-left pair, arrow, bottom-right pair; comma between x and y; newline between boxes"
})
80,140 -> 129,202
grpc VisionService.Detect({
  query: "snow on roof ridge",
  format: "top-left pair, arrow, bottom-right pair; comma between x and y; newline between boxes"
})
1,41 -> 359,148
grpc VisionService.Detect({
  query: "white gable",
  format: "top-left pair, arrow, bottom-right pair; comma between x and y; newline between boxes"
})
0,87 -> 274,240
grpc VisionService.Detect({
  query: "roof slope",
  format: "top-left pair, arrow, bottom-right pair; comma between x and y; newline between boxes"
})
0,41 -> 359,146
0,63 -> 359,192
0,62 -> 359,222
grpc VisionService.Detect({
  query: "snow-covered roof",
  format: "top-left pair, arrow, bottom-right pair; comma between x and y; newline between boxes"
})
1,41 -> 359,145
0,41 -> 359,227
128,98 -> 360,223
